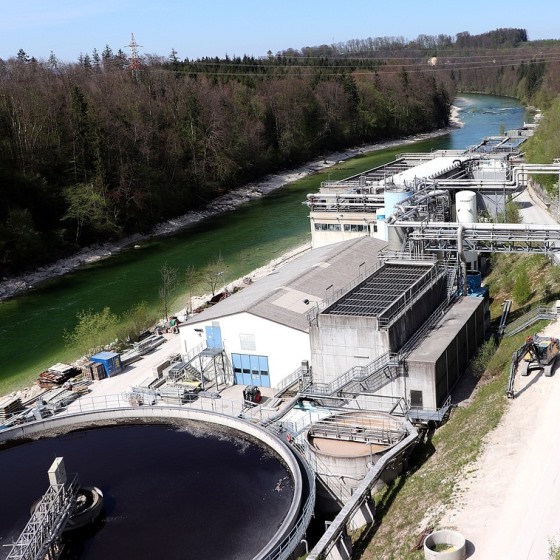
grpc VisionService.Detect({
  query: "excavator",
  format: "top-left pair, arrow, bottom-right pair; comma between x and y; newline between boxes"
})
506,335 -> 560,398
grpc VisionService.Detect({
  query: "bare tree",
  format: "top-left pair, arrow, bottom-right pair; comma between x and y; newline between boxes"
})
184,264 -> 200,315
204,253 -> 225,297
159,262 -> 178,320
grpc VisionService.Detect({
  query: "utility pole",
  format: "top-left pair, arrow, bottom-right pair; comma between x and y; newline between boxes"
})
127,33 -> 142,80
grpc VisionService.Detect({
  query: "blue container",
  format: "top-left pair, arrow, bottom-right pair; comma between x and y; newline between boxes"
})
467,271 -> 482,291
91,351 -> 122,377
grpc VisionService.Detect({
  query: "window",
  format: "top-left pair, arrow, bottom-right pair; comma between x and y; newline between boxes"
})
239,333 -> 256,351
343,224 -> 368,232
410,390 -> 423,408
314,223 -> 341,232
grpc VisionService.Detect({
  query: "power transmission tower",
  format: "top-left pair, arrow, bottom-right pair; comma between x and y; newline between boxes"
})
127,33 -> 142,79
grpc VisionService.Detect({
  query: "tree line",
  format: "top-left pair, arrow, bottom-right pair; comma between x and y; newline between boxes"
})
1,27 -> 559,276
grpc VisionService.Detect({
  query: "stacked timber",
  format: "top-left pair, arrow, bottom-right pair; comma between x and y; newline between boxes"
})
80,361 -> 106,381
37,363 -> 80,388
0,396 -> 24,421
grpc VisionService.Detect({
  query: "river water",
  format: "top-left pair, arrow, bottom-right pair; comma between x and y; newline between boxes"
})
0,94 -> 528,391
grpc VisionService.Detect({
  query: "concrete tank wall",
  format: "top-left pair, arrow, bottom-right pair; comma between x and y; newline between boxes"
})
309,315 -> 390,384
0,407 -> 307,560
306,411 -> 408,511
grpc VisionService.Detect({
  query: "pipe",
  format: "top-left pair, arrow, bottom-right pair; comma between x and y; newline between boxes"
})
457,225 -> 468,296
393,220 -> 560,233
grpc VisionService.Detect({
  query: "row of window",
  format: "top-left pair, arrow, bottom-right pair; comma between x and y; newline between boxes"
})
314,223 -> 378,232
314,223 -> 341,231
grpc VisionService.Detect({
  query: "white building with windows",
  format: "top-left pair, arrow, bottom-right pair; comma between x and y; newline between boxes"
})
179,237 -> 387,389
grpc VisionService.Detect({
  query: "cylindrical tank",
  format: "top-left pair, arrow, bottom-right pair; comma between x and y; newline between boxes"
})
455,190 -> 477,223
384,188 -> 414,220
456,190 -> 478,269
384,188 -> 414,248
305,411 -> 408,512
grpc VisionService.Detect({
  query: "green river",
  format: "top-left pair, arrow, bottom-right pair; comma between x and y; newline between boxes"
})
0,94 -> 528,392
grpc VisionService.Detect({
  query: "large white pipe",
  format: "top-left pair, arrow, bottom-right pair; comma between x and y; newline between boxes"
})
395,221 -> 560,233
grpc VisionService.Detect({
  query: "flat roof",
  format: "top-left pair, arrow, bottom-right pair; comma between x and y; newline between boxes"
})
406,297 -> 483,362
325,262 -> 435,318
381,156 -> 470,187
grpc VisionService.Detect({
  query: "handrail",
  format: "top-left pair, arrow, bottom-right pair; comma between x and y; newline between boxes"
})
503,304 -> 557,337
6,474 -> 81,560
307,259 -> 385,325
307,420 -> 419,559
273,366 -> 305,397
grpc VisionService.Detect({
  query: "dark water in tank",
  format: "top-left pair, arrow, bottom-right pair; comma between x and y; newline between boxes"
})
0,423 -> 294,560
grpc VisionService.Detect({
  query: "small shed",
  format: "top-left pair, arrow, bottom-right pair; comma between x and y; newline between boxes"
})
90,351 -> 122,377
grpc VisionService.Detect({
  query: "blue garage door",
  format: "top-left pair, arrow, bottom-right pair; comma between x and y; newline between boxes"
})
232,354 -> 270,388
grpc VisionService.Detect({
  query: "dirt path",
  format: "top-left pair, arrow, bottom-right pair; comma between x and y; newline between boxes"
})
440,188 -> 560,559
441,319 -> 560,559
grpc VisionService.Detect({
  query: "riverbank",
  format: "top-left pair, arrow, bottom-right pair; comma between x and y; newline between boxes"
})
0,119 -> 460,303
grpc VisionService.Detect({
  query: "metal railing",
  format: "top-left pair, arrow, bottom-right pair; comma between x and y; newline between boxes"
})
307,259 -> 385,325
6,475 -> 80,560
273,366 -> 305,397
303,352 -> 398,398
503,304 -> 557,337
378,262 -> 447,328
306,420 -> 419,560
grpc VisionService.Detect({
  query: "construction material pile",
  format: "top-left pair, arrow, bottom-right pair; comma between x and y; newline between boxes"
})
0,396 -> 23,422
37,363 -> 81,389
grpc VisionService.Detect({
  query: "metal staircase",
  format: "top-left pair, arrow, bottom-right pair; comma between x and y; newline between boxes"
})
302,352 -> 400,399
503,304 -> 557,337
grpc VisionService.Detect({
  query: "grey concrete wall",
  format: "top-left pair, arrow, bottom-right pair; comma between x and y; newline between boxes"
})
309,315 -> 390,384
387,276 -> 447,351
407,297 -> 484,409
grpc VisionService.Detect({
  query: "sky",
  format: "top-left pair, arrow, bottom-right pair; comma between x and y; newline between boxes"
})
1,0 -> 558,63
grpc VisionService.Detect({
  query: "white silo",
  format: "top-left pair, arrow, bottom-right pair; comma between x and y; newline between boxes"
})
383,188 -> 414,249
456,190 -> 478,270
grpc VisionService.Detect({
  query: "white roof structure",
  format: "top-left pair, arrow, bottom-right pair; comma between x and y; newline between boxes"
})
381,156 -> 472,189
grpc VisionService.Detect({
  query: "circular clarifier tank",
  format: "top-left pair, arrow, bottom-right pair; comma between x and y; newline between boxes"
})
306,410 -> 408,509
0,408 -> 306,560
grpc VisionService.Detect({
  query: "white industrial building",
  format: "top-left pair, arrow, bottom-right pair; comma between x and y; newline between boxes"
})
179,237 -> 387,389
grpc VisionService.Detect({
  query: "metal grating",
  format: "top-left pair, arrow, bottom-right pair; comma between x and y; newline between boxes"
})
325,264 -> 434,317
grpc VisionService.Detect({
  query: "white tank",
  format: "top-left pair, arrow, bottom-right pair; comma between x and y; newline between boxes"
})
456,190 -> 478,269
383,189 -> 413,246
455,190 -> 477,223
384,189 -> 414,218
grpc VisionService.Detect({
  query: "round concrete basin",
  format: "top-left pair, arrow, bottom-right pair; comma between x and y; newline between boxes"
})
424,529 -> 466,559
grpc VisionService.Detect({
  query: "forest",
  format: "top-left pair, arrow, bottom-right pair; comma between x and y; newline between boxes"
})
0,27 -> 559,275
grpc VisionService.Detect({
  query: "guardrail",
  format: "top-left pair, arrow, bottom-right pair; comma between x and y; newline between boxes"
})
307,260 -> 385,325
306,419 -> 419,560
6,474 -> 81,560
503,305 -> 557,337
3,396 -> 316,560
273,366 -> 305,397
